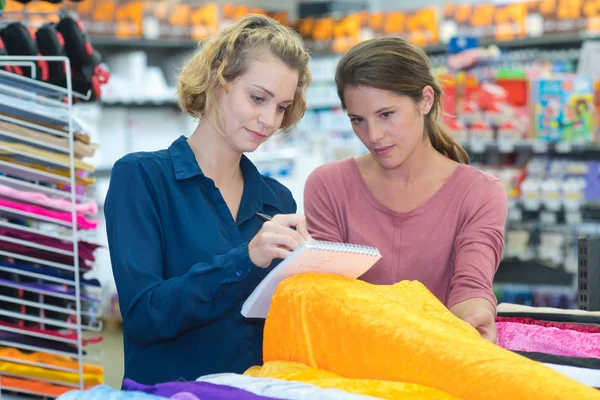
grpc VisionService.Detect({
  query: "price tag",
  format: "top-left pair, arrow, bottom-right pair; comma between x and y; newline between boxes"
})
540,211 -> 557,225
555,141 -> 572,153
533,141 -> 549,153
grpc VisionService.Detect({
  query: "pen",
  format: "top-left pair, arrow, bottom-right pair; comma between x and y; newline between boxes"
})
256,212 -> 272,222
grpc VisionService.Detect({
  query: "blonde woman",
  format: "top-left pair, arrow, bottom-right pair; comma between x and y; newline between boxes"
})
304,37 -> 508,344
105,15 -> 311,385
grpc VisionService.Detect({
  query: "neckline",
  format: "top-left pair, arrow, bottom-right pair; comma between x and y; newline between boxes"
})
347,157 -> 466,218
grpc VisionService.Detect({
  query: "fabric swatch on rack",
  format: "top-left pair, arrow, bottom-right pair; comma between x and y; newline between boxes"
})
498,316 -> 600,333
122,378 -> 284,400
0,156 -> 95,186
0,279 -> 74,327
0,139 -> 95,172
0,120 -> 98,158
497,321 -> 600,358
0,225 -> 100,261
0,182 -> 98,215
0,330 -> 85,355
0,277 -> 99,302
515,351 -> 600,370
0,358 -> 103,385
0,375 -> 79,397
0,238 -> 96,267
0,107 -> 91,143
57,384 -> 165,400
0,347 -> 103,374
0,260 -> 98,282
0,320 -> 103,345
0,239 -> 95,269
0,198 -> 99,229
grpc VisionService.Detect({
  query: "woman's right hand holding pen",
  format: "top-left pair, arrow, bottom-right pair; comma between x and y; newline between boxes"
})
249,214 -> 312,268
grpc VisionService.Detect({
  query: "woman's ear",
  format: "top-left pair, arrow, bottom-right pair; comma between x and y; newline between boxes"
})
421,86 -> 434,115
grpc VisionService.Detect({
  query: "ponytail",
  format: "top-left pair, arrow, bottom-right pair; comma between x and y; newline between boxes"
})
426,118 -> 470,164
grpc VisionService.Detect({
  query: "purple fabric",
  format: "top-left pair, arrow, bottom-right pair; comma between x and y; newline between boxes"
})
497,321 -> 600,359
0,226 -> 101,261
170,393 -> 200,400
0,277 -> 99,302
122,378 -> 281,400
0,240 -> 95,269
0,330 -> 84,354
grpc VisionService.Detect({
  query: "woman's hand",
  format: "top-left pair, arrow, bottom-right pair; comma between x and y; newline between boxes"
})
450,298 -> 497,344
462,308 -> 497,344
249,214 -> 312,268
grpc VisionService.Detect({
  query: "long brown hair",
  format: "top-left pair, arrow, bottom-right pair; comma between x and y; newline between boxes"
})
177,14 -> 311,134
335,37 -> 469,164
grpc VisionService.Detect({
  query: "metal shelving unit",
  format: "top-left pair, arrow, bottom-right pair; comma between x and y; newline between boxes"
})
0,56 -> 103,399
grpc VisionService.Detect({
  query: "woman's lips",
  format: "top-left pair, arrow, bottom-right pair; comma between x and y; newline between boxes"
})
373,145 -> 394,156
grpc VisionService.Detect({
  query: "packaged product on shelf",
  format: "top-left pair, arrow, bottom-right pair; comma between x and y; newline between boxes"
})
484,102 -> 506,127
497,121 -> 521,152
460,101 -> 481,126
504,230 -> 532,260
595,80 -> 600,141
443,116 -> 467,144
520,178 -> 542,211
540,179 -> 562,211
531,76 -> 595,143
468,121 -> 493,152
562,177 -> 586,211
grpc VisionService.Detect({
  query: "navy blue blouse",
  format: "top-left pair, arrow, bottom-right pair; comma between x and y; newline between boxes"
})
104,135 -> 296,385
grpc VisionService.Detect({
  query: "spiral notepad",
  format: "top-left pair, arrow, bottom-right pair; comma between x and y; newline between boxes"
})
241,240 -> 381,319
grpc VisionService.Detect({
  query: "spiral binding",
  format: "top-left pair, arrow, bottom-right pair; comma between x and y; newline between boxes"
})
305,240 -> 380,256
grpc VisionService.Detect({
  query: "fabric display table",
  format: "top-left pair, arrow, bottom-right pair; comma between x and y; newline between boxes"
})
58,274 -> 600,400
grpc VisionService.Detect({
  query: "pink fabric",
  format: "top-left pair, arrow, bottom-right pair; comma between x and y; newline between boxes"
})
0,183 -> 97,215
496,316 -> 600,334
0,226 -> 101,261
304,159 -> 507,308
0,198 -> 99,230
497,321 -> 600,358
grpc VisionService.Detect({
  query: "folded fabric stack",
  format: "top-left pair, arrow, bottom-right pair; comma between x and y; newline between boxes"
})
58,273 -> 600,399
494,304 -> 600,389
0,91 -> 104,397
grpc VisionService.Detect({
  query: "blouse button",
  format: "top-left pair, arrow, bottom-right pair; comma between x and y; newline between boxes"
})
236,269 -> 244,277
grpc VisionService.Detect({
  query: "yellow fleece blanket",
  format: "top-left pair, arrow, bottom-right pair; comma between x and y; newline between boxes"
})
252,273 -> 600,400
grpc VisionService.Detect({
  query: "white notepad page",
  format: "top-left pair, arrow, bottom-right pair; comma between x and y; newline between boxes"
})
241,240 -> 381,319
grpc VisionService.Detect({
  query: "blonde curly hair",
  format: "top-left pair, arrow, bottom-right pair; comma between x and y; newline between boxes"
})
177,14 -> 311,134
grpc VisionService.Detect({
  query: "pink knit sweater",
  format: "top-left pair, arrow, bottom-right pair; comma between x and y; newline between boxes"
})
303,158 -> 508,309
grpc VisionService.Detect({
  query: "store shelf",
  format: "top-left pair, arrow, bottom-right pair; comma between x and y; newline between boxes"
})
0,56 -> 102,394
496,258 -> 575,286
463,140 -> 600,156
101,98 -> 179,108
425,33 -> 599,54
91,37 -> 197,49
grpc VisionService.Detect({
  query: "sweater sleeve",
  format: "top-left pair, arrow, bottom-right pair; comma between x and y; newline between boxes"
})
104,158 -> 256,349
303,166 -> 345,243
448,178 -> 508,310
